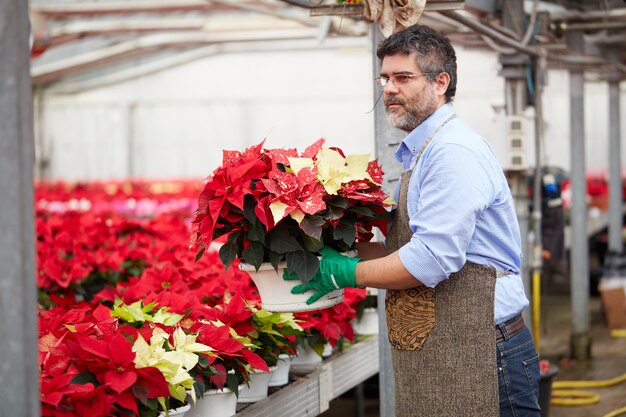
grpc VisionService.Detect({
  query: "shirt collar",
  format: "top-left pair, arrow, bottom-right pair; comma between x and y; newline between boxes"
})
394,103 -> 455,169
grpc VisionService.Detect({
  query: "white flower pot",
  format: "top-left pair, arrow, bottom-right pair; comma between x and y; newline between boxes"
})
158,403 -> 191,417
290,342 -> 322,366
268,354 -> 291,387
353,307 -> 379,335
322,342 -> 333,358
238,371 -> 271,403
186,388 -> 237,417
239,261 -> 343,312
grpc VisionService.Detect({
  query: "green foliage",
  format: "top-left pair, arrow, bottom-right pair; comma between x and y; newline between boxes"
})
250,308 -> 303,367
110,298 -> 183,326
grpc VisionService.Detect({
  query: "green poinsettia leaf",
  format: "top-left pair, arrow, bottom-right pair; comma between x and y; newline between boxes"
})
268,227 -> 303,254
286,251 -> 319,284
243,241 -> 265,270
281,327 -> 304,336
247,220 -> 265,244
309,337 -> 325,357
142,301 -> 157,313
195,246 -> 205,263
193,379 -> 206,400
334,220 -> 356,247
212,225 -> 233,240
71,371 -> 98,385
326,206 -> 345,221
196,355 -> 209,368
243,195 -> 258,224
111,300 -> 146,323
110,305 -> 134,323
226,373 -> 240,398
299,215 -> 325,240
219,231 -> 241,269
152,308 -> 183,326
348,205 -> 374,217
302,233 -> 324,253
328,196 -> 349,209
268,250 -> 283,271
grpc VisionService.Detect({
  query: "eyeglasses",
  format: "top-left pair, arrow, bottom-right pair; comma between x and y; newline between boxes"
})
375,72 -> 436,88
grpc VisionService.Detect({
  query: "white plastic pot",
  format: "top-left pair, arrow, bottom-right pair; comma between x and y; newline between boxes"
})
158,403 -> 191,417
353,307 -> 379,335
291,342 -> 323,366
268,354 -> 292,387
322,342 -> 333,358
238,371 -> 271,403
239,261 -> 343,312
186,388 -> 236,417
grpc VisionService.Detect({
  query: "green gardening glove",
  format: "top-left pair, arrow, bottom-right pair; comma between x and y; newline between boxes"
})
283,247 -> 362,305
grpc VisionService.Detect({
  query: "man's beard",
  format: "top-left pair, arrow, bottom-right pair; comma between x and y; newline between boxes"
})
385,85 -> 439,132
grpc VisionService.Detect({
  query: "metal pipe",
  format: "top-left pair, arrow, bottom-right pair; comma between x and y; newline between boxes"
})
531,57 -> 545,351
439,11 -> 541,57
533,56 -> 545,271
608,74 -> 623,253
566,30 -> 591,361
372,25 -> 401,417
520,0 -> 539,46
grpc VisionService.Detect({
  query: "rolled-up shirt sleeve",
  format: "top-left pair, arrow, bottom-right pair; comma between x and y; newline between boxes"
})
398,142 -> 496,288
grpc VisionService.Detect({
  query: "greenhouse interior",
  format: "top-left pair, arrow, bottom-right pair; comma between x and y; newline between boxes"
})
2,0 -> 626,416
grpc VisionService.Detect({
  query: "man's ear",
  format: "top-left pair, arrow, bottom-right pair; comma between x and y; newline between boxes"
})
434,72 -> 451,97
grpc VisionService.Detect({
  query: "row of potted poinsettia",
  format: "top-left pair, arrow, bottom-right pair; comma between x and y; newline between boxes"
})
36,209 -> 368,417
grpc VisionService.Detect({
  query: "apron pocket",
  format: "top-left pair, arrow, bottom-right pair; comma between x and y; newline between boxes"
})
385,285 -> 435,350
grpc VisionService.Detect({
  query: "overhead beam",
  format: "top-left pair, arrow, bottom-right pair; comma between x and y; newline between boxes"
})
551,7 -> 626,22
42,36 -> 370,93
31,0 -> 234,17
32,26 -> 376,85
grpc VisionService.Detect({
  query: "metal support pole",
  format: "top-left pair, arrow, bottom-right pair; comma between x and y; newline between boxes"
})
607,60 -> 623,254
354,382 -> 365,417
531,56 -> 546,351
499,0 -> 533,332
372,26 -> 403,417
0,0 -> 40,415
567,30 -> 591,361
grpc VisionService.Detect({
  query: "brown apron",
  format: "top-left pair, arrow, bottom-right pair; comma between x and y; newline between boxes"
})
385,115 -> 500,417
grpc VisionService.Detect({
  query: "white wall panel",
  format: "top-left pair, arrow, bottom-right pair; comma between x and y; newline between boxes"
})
246,99 -> 375,155
131,103 -> 244,178
41,104 -> 128,180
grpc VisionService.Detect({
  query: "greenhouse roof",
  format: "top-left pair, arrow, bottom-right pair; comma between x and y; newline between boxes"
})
29,0 -> 626,86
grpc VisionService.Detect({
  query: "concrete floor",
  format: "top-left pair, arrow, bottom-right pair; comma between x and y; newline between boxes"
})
322,292 -> 626,417
540,294 -> 626,417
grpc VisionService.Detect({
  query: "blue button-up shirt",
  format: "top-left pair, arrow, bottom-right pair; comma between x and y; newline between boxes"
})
394,103 -> 529,324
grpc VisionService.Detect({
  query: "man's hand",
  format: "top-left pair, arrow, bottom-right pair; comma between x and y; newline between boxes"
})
283,247 -> 362,305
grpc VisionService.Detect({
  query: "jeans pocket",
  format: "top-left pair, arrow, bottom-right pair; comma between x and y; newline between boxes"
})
523,354 -> 541,410
498,331 -> 541,416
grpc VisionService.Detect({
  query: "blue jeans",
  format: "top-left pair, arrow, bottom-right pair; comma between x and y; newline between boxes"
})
497,326 -> 541,417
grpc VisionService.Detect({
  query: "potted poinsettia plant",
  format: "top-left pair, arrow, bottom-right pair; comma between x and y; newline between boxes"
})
191,139 -> 393,312
38,300 -> 212,417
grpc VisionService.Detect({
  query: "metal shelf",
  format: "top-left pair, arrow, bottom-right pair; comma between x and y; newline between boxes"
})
236,335 -> 379,417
